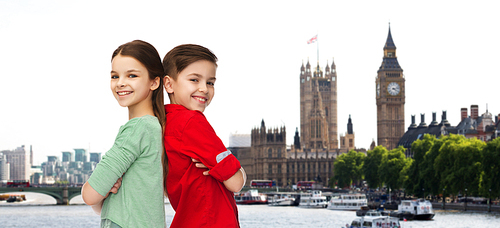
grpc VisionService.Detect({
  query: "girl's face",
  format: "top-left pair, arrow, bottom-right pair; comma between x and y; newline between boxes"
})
110,54 -> 158,113
164,60 -> 216,113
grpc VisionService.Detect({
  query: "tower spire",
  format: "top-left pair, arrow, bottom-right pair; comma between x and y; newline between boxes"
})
384,24 -> 396,50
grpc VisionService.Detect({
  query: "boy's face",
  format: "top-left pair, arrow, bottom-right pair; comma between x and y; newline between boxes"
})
164,60 -> 216,112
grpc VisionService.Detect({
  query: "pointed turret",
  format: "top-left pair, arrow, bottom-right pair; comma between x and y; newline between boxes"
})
384,25 -> 397,50
379,25 -> 402,71
294,127 -> 301,149
347,114 -> 353,134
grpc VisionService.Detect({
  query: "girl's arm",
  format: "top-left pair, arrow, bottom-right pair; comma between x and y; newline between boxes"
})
193,158 -> 246,192
82,177 -> 122,215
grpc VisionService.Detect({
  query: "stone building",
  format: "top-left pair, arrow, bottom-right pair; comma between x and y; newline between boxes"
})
376,26 -> 406,150
397,105 -> 499,157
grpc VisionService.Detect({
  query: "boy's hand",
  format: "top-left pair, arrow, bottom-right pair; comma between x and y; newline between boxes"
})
192,158 -> 210,176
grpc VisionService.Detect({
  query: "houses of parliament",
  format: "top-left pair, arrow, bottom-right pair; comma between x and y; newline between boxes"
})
229,27 -> 405,187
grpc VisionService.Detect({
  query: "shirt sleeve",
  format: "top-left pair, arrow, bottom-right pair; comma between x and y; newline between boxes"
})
180,113 -> 241,182
87,118 -> 146,196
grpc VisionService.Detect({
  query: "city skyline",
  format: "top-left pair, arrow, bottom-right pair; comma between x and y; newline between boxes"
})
1,1 -> 498,165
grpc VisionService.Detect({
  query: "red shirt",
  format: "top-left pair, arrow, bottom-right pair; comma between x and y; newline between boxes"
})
164,104 -> 241,228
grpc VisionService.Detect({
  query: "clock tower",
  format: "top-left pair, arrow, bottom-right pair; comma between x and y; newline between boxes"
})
375,26 -> 405,150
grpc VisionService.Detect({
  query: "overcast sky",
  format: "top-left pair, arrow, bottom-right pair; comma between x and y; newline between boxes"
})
1,0 -> 499,165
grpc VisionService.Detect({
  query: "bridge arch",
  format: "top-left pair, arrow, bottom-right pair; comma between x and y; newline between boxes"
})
0,186 -> 82,205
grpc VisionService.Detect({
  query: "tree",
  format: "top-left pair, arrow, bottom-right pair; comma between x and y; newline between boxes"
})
363,146 -> 386,190
435,134 -> 484,197
405,134 -> 436,197
479,138 -> 500,199
379,146 -> 409,192
421,135 -> 442,197
332,150 -> 365,189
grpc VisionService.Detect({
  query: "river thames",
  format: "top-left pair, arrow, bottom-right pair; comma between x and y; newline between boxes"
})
1,193 -> 499,227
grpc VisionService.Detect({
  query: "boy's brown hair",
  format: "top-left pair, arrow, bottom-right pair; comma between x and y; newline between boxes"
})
162,44 -> 218,80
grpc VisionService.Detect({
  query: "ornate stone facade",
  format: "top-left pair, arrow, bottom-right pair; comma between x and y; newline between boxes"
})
376,27 -> 405,150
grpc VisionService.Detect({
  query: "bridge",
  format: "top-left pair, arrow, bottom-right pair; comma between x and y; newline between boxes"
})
0,186 -> 82,205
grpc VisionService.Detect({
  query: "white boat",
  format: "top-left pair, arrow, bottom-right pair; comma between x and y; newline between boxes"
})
298,190 -> 327,208
268,193 -> 296,206
348,210 -> 400,228
234,189 -> 267,205
394,199 -> 434,220
327,193 -> 367,211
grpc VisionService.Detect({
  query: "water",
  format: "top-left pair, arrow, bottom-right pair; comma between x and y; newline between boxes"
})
1,193 -> 500,227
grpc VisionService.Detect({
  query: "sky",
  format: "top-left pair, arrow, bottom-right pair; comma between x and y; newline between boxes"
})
1,0 -> 499,166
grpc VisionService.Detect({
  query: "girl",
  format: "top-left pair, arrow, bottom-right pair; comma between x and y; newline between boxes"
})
82,40 -> 166,228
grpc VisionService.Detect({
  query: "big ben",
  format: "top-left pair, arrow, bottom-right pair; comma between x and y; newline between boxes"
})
376,26 -> 405,150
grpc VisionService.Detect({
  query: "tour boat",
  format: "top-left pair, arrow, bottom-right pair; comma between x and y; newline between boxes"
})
298,190 -> 327,208
348,210 -> 401,228
392,199 -> 434,220
327,193 -> 368,211
234,189 -> 267,204
268,193 -> 297,206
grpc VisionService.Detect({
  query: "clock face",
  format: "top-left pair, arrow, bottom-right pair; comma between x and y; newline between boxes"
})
301,78 -> 305,83
387,82 -> 400,95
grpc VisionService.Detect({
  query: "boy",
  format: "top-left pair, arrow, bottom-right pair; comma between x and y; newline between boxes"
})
162,44 -> 246,227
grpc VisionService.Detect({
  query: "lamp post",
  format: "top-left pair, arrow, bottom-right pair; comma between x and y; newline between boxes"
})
465,188 -> 468,211
442,188 -> 446,210
489,189 -> 492,213
422,188 -> 425,199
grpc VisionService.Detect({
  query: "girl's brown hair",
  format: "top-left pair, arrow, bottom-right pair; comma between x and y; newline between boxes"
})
112,40 -> 167,194
161,44 -> 217,192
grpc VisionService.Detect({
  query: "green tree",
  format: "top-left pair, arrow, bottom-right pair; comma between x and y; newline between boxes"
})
332,150 -> 365,188
363,146 -> 386,189
405,134 -> 436,197
479,138 -> 500,199
435,134 -> 484,196
421,135 -> 442,197
379,146 -> 408,192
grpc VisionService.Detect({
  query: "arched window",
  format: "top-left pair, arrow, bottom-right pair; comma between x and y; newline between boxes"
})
277,148 -> 281,158
268,148 -> 273,158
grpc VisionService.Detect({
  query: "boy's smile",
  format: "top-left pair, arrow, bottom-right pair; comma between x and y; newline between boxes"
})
165,60 -> 217,113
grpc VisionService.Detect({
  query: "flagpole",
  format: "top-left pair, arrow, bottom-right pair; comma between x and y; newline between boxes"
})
316,32 -> 320,74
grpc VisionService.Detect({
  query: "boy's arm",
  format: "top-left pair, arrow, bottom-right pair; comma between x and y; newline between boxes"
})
193,158 -> 246,192
222,167 -> 246,192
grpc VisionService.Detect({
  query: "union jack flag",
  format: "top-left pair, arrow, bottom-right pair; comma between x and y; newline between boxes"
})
307,35 -> 317,44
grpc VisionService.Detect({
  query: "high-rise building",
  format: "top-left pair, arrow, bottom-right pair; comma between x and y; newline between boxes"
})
376,26 -> 406,150
62,151 -> 73,162
74,149 -> 87,162
0,152 -> 10,182
300,59 -> 338,150
89,152 -> 101,163
47,156 -> 58,162
1,145 -> 30,181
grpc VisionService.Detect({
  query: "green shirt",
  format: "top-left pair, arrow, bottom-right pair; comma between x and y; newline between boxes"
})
88,115 -> 165,228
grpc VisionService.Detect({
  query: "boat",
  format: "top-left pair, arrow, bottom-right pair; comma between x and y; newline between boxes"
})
234,189 -> 267,204
5,195 -> 25,203
268,193 -> 297,206
298,190 -> 327,208
347,210 -> 401,228
327,193 -> 368,211
390,199 -> 434,220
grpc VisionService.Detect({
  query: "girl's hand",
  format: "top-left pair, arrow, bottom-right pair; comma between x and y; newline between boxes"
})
105,177 -> 123,198
192,158 -> 210,176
